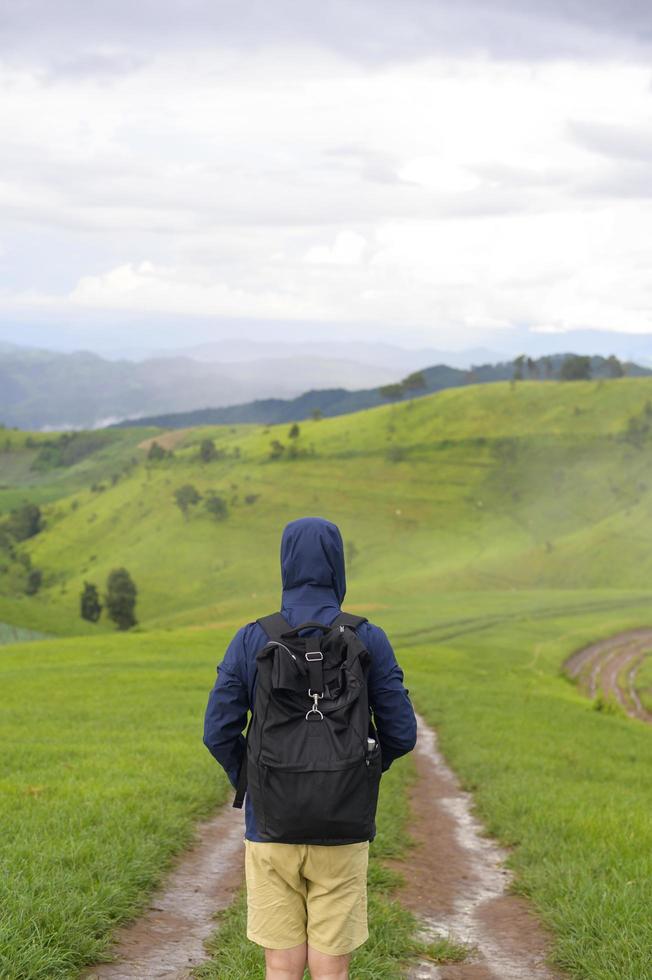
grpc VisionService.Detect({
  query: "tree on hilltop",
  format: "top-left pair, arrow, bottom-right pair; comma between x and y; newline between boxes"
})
560,355 -> 592,381
606,355 -> 624,378
402,371 -> 427,394
542,356 -> 554,379
512,354 -> 526,381
379,383 -> 404,402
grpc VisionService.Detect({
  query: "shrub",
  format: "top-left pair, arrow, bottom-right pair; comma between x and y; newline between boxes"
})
269,440 -> 285,460
6,503 -> 42,541
147,441 -> 167,461
25,568 -> 42,596
560,354 -> 591,381
105,568 -> 137,631
205,492 -> 228,521
174,484 -> 202,519
31,431 -> 112,471
198,438 -> 223,462
386,445 -> 406,463
80,581 -> 102,622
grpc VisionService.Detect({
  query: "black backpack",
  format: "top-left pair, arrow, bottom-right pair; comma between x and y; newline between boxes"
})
232,610 -> 382,845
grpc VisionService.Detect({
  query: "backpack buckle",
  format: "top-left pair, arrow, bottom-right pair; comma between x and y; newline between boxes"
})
306,690 -> 324,721
305,651 -> 323,661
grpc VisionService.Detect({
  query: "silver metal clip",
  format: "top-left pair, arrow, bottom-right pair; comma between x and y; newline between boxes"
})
305,690 -> 324,720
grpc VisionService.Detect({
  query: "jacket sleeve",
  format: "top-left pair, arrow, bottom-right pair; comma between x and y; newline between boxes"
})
203,626 -> 250,789
366,625 -> 417,772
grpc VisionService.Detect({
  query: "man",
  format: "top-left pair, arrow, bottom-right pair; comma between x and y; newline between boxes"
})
203,516 -> 417,980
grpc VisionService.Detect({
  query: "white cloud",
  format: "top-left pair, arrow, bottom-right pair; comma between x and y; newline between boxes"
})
304,231 -> 367,265
2,50 -> 652,340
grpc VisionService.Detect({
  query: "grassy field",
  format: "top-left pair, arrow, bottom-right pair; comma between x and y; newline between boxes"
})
0,629 -> 229,979
399,598 -> 652,980
3,378 -> 652,977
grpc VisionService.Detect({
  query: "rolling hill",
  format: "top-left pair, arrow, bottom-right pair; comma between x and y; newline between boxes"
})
4,377 -> 652,978
4,374 -> 652,633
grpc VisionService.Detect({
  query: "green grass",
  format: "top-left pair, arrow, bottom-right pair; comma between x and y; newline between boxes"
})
7,378 -> 652,636
0,621 -> 48,644
4,379 -> 652,977
0,628 -> 230,979
634,653 -> 652,714
401,597 -> 652,980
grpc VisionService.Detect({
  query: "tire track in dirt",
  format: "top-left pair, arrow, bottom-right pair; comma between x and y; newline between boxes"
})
387,715 -> 564,980
82,803 -> 244,980
563,628 -> 652,723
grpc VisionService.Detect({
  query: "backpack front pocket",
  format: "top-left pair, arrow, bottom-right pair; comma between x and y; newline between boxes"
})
259,757 -> 374,843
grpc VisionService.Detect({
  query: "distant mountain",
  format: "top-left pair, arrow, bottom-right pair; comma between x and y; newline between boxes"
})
175,338 -> 503,371
0,345 -> 397,429
112,354 -> 652,430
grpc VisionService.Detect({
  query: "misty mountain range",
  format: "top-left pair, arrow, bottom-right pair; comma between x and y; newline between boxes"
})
1,341 -> 651,431
113,354 -> 652,430
0,340 -> 499,429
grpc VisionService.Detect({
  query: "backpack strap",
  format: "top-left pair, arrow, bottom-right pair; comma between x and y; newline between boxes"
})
331,611 -> 368,630
232,713 -> 253,809
256,612 -> 293,640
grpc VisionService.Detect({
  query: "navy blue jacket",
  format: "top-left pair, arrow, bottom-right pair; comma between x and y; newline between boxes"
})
202,516 -> 418,841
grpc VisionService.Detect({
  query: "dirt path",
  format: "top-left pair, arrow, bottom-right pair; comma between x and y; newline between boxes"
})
563,627 -> 652,723
388,715 -> 564,980
82,803 -> 244,979
82,714 -> 565,979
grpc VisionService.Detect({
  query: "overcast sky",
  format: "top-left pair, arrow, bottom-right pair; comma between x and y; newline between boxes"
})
2,0 -> 652,355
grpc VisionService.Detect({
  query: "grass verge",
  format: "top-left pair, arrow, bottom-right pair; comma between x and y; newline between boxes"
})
401,599 -> 652,980
0,628 -> 229,980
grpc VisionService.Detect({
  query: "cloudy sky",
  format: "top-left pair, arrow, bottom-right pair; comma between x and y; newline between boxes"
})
2,0 -> 652,355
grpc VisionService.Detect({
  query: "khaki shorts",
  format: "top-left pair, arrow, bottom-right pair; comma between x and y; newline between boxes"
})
244,840 -> 369,956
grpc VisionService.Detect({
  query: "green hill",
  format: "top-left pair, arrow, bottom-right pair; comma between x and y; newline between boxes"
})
4,377 -> 652,978
4,376 -> 652,634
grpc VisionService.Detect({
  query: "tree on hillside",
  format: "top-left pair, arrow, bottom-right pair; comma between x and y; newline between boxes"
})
174,484 -> 202,519
25,568 -> 42,595
80,581 -> 102,622
6,503 -> 42,541
606,355 -> 624,378
269,439 -> 285,460
560,355 -> 592,381
105,568 -> 137,631
205,491 -> 228,521
379,383 -> 404,402
199,438 -> 220,462
311,408 -> 323,421
147,441 -> 167,461
402,371 -> 427,394
288,423 -> 300,439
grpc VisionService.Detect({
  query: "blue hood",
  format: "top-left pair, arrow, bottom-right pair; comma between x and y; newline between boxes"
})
279,516 -> 346,626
